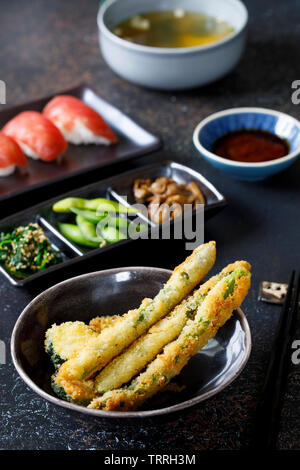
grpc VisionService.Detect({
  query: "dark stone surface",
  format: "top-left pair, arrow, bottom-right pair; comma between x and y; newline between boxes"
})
0,0 -> 299,451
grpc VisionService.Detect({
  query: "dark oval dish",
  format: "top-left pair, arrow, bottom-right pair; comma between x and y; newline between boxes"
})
11,267 -> 251,419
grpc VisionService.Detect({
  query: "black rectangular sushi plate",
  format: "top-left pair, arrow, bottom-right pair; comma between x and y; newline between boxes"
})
0,84 -> 162,205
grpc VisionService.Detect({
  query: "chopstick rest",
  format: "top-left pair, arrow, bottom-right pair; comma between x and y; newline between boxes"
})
258,281 -> 288,304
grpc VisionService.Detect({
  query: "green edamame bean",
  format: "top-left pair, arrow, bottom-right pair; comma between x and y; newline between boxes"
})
76,215 -> 104,244
100,225 -> 127,244
90,198 -> 136,214
135,223 -> 148,233
53,198 -> 87,213
107,216 -> 130,232
58,223 -> 100,248
53,197 -> 136,214
70,207 -> 106,223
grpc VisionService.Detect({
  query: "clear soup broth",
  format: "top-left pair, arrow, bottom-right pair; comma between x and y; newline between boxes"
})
113,10 -> 234,48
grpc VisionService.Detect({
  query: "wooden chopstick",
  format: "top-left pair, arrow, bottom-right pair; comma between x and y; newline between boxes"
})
252,271 -> 299,449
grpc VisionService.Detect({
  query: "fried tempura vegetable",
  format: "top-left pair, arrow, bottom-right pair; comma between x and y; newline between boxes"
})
51,304 -> 151,403
89,264 -> 251,411
51,374 -> 95,406
89,315 -> 123,333
57,242 -> 216,381
45,321 -> 98,369
48,317 -> 121,404
94,261 -> 247,394
45,317 -> 124,371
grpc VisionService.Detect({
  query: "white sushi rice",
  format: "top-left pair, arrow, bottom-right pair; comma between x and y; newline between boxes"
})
0,165 -> 15,177
53,119 -> 112,146
17,140 -> 40,160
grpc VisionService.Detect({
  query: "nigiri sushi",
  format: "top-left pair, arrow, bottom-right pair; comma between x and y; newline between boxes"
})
43,95 -> 118,145
2,111 -> 67,162
0,132 -> 27,177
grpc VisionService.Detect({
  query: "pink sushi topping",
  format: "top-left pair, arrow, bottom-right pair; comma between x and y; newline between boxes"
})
43,95 -> 118,143
0,132 -> 27,168
2,111 -> 68,161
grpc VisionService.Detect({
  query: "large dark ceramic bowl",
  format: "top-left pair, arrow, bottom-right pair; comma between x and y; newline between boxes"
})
11,267 -> 251,419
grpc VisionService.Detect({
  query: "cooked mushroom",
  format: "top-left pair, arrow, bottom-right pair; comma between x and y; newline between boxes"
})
133,179 -> 152,203
132,176 -> 205,223
187,181 -> 206,206
149,177 -> 169,194
168,201 -> 184,220
165,194 -> 186,207
147,194 -> 165,205
148,201 -> 171,224
165,181 -> 178,196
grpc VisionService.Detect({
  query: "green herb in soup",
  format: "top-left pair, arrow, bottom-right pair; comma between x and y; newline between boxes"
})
113,10 -> 234,48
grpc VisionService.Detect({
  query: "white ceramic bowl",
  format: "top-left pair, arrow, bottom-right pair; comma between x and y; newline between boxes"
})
97,0 -> 248,90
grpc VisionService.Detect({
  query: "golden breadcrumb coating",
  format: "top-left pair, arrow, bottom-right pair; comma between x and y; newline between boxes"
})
52,374 -> 95,404
89,315 -> 123,333
57,242 -> 216,381
94,260 -> 248,394
89,264 -> 251,411
45,321 -> 97,367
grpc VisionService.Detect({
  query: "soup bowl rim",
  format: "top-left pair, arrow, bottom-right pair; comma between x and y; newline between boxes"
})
97,0 -> 248,55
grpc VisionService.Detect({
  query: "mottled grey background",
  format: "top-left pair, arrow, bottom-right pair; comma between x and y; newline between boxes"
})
0,0 -> 299,450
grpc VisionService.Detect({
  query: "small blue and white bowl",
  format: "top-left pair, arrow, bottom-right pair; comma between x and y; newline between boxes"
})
193,108 -> 300,181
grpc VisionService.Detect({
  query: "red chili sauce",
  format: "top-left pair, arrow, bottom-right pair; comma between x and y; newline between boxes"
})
212,129 -> 289,163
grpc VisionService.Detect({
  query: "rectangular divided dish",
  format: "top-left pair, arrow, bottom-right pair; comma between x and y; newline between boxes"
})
0,161 -> 226,286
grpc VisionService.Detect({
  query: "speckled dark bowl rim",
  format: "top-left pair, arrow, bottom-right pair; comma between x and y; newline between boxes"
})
11,267 -> 252,419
